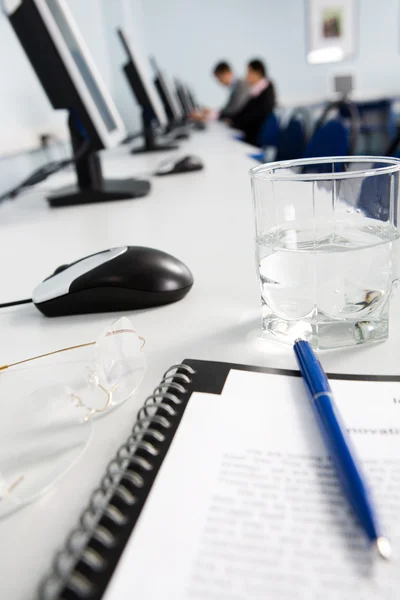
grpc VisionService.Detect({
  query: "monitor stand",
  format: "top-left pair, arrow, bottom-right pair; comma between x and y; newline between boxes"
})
47,114 -> 150,208
131,108 -> 179,154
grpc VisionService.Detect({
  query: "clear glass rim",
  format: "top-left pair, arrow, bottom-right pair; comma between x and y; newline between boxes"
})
249,156 -> 400,182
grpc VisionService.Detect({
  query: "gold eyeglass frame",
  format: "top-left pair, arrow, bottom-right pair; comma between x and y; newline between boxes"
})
0,326 -> 145,422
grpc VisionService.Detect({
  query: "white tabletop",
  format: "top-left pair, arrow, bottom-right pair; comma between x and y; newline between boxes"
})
0,123 -> 399,599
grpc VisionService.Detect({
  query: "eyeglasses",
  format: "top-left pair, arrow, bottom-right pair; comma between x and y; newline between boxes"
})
0,316 -> 146,519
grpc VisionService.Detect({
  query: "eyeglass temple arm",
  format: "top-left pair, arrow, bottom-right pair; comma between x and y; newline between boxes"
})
0,341 -> 96,371
0,333 -> 145,372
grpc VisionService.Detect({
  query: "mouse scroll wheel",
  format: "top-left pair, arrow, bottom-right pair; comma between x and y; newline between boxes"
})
53,264 -> 70,275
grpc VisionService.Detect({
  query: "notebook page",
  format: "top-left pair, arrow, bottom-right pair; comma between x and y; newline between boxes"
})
104,370 -> 400,600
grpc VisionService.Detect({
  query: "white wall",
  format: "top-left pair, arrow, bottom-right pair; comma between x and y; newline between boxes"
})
141,0 -> 400,108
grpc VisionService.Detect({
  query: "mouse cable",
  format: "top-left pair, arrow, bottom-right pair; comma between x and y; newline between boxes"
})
0,298 -> 33,309
0,139 -> 90,203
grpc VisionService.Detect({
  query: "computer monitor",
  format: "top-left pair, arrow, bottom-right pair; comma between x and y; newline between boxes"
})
117,28 -> 177,154
174,79 -> 206,131
6,0 -> 149,206
150,56 -> 184,126
175,80 -> 193,119
186,87 -> 199,112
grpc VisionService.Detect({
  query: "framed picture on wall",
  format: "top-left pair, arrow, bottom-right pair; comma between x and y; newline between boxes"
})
306,0 -> 357,64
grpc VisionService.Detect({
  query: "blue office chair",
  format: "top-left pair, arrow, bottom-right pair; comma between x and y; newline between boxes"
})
275,117 -> 306,161
313,99 -> 359,156
257,113 -> 280,149
385,127 -> 400,158
304,120 -> 349,158
249,113 -> 280,162
341,99 -> 396,154
357,171 -> 392,223
302,120 -> 349,173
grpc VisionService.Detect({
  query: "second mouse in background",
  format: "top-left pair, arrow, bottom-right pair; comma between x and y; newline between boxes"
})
155,155 -> 204,176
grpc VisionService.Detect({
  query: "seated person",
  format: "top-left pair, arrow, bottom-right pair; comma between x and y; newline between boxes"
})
213,61 -> 250,119
230,59 -> 276,146
192,61 -> 249,121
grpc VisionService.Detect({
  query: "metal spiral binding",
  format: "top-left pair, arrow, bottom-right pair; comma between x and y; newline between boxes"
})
38,364 -> 195,600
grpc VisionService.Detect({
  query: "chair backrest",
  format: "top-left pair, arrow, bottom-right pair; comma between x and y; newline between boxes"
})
314,99 -> 359,154
257,113 -> 280,148
288,106 -> 313,140
275,117 -> 306,161
342,99 -> 395,154
304,119 -> 349,159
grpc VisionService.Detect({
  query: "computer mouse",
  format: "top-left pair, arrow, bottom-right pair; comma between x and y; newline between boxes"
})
155,155 -> 204,176
32,246 -> 194,317
173,131 -> 190,141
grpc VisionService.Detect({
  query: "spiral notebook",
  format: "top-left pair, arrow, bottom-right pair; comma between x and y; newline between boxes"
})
39,359 -> 400,600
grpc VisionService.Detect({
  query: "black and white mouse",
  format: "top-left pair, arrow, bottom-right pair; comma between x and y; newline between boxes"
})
155,155 -> 204,176
32,246 -> 194,317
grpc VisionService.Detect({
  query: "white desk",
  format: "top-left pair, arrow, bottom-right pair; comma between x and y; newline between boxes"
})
0,123 -> 399,599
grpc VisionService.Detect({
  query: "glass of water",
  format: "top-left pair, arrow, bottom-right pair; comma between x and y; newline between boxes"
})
250,156 -> 400,349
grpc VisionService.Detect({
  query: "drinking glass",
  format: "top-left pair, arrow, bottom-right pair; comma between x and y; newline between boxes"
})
250,156 -> 400,349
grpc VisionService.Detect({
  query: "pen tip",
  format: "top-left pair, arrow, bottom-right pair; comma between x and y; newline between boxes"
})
376,536 -> 391,560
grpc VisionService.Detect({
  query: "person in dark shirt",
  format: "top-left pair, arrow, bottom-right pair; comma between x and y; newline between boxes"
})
230,59 -> 276,146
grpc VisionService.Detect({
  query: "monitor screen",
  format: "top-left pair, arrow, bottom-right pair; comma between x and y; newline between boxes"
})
185,86 -> 196,112
164,72 -> 184,119
150,57 -> 183,121
117,29 -> 167,128
45,0 -> 117,132
175,80 -> 191,116
6,0 -> 126,149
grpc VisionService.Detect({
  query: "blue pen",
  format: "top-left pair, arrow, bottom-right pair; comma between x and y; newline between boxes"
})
293,339 -> 391,559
